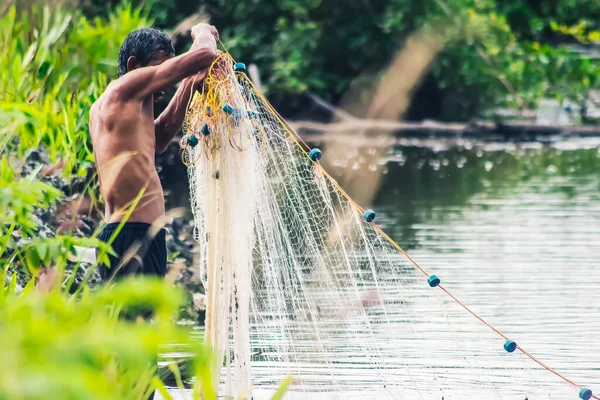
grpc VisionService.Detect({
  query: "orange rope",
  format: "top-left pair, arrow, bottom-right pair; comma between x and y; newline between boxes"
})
187,46 -> 597,399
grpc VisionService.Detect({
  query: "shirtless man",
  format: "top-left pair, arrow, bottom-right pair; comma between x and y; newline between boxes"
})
90,23 -> 218,281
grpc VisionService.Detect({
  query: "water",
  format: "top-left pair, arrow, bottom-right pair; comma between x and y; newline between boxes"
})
162,138 -> 600,399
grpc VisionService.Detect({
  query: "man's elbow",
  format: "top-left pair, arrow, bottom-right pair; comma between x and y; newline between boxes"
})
154,134 -> 169,154
155,143 -> 168,155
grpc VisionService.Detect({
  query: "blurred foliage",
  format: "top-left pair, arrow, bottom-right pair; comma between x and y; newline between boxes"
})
8,0 -> 596,121
82,0 -> 599,121
5,0 -> 597,121
0,271 -> 219,400
214,0 -> 600,120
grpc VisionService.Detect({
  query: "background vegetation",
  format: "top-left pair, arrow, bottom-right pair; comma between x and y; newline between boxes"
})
81,0 -> 600,121
0,0 -> 597,397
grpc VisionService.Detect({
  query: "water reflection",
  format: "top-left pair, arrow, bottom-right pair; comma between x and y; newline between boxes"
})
373,142 -> 600,251
163,139 -> 600,399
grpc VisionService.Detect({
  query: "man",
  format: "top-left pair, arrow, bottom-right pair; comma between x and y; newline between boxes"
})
90,23 -> 218,281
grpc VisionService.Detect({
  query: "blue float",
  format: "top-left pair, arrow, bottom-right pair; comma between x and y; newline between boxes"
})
201,124 -> 211,136
363,209 -> 376,223
503,340 -> 517,353
579,388 -> 592,400
222,103 -> 243,124
187,135 -> 199,147
427,274 -> 440,287
205,106 -> 212,117
222,103 -> 234,115
247,110 -> 261,119
234,62 -> 247,73
309,148 -> 322,161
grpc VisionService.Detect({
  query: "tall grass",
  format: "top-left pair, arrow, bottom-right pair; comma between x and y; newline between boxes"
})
0,3 -> 150,173
0,275 -> 217,399
0,1 -> 153,297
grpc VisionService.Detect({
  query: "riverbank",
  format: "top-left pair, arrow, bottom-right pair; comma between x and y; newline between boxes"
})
10,146 -> 206,322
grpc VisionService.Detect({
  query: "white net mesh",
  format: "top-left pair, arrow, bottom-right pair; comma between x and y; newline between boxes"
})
181,54 -> 593,400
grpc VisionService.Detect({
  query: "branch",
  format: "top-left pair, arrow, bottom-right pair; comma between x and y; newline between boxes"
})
248,64 -> 263,93
289,119 -> 600,138
289,119 -> 475,134
168,9 -> 209,50
306,92 -> 357,121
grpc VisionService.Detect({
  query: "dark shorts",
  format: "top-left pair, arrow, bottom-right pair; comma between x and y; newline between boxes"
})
97,222 -> 167,280
97,222 -> 165,400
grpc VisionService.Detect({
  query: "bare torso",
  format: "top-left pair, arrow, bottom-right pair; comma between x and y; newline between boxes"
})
90,86 -> 164,224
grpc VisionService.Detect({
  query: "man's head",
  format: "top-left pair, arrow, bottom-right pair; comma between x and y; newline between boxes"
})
117,28 -> 175,77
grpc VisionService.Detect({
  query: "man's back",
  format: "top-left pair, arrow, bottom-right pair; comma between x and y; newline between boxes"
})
90,86 -> 164,224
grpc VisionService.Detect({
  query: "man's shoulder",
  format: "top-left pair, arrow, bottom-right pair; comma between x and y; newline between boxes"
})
96,81 -> 120,105
90,82 -> 123,131
92,80 -> 135,114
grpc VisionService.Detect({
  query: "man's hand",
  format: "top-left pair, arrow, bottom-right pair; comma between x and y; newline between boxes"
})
191,23 -> 219,42
190,23 -> 218,55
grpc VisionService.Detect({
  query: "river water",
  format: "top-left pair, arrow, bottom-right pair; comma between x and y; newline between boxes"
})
162,137 -> 600,399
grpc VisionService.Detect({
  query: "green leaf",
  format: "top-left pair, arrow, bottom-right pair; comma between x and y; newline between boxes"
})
37,60 -> 52,79
36,242 -> 48,261
152,378 -> 174,400
100,254 -> 111,268
26,247 -> 42,273
9,272 -> 17,293
22,277 -> 35,294
48,241 -> 61,261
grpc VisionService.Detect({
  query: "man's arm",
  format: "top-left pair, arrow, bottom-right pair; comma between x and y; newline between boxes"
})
112,25 -> 217,102
154,71 -> 207,154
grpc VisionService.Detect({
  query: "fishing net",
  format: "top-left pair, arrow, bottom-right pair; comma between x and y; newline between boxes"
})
180,53 -> 596,400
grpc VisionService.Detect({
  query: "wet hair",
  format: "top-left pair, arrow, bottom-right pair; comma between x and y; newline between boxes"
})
117,28 -> 175,77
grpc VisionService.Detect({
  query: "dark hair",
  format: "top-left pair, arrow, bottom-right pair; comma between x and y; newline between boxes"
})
117,28 -> 175,77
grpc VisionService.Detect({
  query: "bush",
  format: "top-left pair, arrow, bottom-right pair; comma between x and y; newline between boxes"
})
84,0 -> 600,121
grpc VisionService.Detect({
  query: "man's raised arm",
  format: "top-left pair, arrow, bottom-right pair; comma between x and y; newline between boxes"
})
154,72 -> 206,154
112,24 -> 218,102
